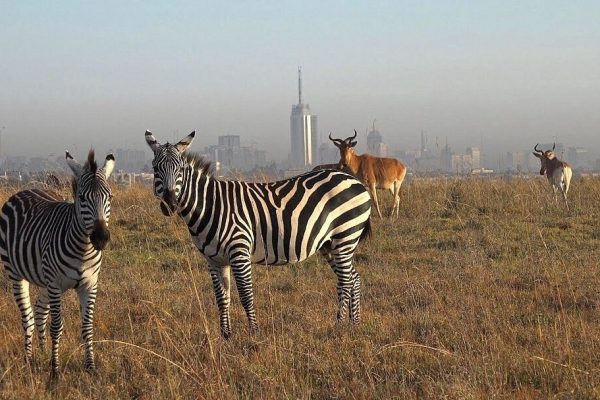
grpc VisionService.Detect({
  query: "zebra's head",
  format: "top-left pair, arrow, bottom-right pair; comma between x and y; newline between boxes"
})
66,150 -> 115,251
145,130 -> 195,216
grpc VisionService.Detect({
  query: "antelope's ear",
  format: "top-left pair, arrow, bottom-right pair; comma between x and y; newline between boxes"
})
350,141 -> 358,148
102,154 -> 116,179
145,130 -> 161,152
175,131 -> 195,152
65,151 -> 83,178
532,152 -> 541,158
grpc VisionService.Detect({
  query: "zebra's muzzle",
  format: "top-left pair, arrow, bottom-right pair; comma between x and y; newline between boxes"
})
90,220 -> 111,250
160,190 -> 177,216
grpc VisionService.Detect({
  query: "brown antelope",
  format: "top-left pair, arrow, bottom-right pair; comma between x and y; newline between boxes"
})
532,143 -> 573,210
330,130 -> 407,218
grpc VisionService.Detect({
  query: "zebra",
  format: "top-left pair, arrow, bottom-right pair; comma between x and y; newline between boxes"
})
145,130 -> 372,338
0,150 -> 115,376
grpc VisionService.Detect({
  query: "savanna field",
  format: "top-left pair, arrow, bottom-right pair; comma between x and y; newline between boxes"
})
0,176 -> 599,399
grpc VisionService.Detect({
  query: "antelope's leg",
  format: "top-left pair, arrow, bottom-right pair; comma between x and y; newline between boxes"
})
370,184 -> 383,218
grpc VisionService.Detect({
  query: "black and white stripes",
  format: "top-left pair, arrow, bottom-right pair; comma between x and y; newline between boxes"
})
146,131 -> 372,338
0,150 -> 115,376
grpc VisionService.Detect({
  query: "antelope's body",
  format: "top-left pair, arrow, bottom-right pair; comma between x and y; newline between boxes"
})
532,144 -> 572,210
330,131 -> 407,218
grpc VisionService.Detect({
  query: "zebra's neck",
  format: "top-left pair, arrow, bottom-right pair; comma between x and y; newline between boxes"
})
68,203 -> 97,251
177,164 -> 211,227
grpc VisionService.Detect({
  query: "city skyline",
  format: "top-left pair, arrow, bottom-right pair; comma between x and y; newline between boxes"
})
1,2 -> 599,163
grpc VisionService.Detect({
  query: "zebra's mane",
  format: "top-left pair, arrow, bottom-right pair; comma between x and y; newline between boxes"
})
70,149 -> 99,198
184,152 -> 212,177
85,149 -> 97,173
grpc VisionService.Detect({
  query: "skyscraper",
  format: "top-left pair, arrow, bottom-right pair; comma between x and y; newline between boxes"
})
290,67 -> 318,168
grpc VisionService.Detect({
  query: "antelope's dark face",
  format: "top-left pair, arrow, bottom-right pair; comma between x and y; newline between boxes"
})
66,150 -> 115,251
532,144 -> 557,176
329,130 -> 358,170
145,130 -> 195,216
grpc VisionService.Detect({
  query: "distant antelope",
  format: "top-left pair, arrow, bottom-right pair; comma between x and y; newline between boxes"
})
330,130 -> 407,218
532,143 -> 572,210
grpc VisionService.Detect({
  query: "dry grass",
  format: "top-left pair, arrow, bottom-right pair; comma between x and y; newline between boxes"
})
0,177 -> 600,399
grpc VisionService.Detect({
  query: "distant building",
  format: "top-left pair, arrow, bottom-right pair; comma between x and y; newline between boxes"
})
318,143 -> 339,165
205,134 -> 268,174
566,147 -> 589,169
506,151 -> 526,172
114,148 -> 147,172
466,147 -> 481,170
289,67 -> 318,169
366,121 -> 387,157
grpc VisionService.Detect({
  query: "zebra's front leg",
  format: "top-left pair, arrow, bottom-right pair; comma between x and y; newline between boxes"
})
34,288 -> 50,351
209,264 -> 232,339
231,256 -> 258,335
48,284 -> 64,378
11,278 -> 34,363
77,282 -> 98,371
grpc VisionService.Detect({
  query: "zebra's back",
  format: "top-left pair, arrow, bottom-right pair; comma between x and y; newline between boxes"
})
192,169 -> 372,265
0,189 -> 70,286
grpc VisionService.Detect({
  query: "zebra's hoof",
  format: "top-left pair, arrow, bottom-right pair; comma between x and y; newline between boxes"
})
49,369 -> 60,381
222,330 -> 232,340
85,365 -> 97,374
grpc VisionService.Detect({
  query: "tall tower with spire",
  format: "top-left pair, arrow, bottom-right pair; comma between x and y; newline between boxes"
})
290,67 -> 318,169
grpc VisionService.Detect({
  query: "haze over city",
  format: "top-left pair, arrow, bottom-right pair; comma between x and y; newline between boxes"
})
1,1 -> 599,165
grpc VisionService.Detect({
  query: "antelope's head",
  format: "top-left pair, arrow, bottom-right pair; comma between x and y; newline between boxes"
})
532,143 -> 556,176
329,130 -> 358,170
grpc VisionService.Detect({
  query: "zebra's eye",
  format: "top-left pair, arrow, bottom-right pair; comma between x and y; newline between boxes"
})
78,194 -> 85,202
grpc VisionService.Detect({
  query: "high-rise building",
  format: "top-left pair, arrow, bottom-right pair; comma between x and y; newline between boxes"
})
367,120 -> 386,157
290,67 -> 318,169
466,147 -> 481,170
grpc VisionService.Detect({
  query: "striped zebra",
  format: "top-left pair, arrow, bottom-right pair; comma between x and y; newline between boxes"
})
145,130 -> 372,338
0,150 -> 115,376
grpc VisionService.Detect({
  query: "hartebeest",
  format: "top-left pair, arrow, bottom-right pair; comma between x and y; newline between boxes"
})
330,130 -> 407,218
532,143 -> 572,210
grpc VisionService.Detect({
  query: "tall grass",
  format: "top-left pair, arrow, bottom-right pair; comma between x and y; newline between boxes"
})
0,177 -> 599,399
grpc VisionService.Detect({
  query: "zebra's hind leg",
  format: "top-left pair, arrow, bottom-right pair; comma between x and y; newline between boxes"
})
77,281 -> 98,371
34,288 -> 50,351
331,253 -> 356,323
349,269 -> 362,324
231,256 -> 258,335
320,247 -> 342,305
209,264 -> 232,339
11,278 -> 35,363
48,284 -> 64,378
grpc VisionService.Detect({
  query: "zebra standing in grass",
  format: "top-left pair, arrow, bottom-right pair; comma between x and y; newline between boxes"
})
0,150 -> 115,376
145,130 -> 372,338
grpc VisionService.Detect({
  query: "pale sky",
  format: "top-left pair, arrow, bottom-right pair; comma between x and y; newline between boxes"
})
1,1 -> 599,161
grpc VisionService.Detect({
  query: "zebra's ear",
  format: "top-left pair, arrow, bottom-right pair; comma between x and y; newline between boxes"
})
145,130 -> 161,153
65,151 -> 83,178
102,154 -> 116,178
175,131 -> 195,153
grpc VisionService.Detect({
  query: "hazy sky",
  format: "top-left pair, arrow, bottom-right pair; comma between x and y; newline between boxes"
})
1,1 -> 599,161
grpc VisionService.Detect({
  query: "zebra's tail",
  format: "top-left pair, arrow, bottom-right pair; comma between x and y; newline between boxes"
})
359,218 -> 372,243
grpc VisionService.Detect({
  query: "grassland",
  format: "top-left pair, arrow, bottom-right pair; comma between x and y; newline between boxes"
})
0,176 -> 599,399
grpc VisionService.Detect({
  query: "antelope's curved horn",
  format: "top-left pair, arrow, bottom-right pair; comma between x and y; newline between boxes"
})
345,129 -> 358,143
552,142 -> 556,151
534,144 -> 542,153
328,132 -> 343,146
